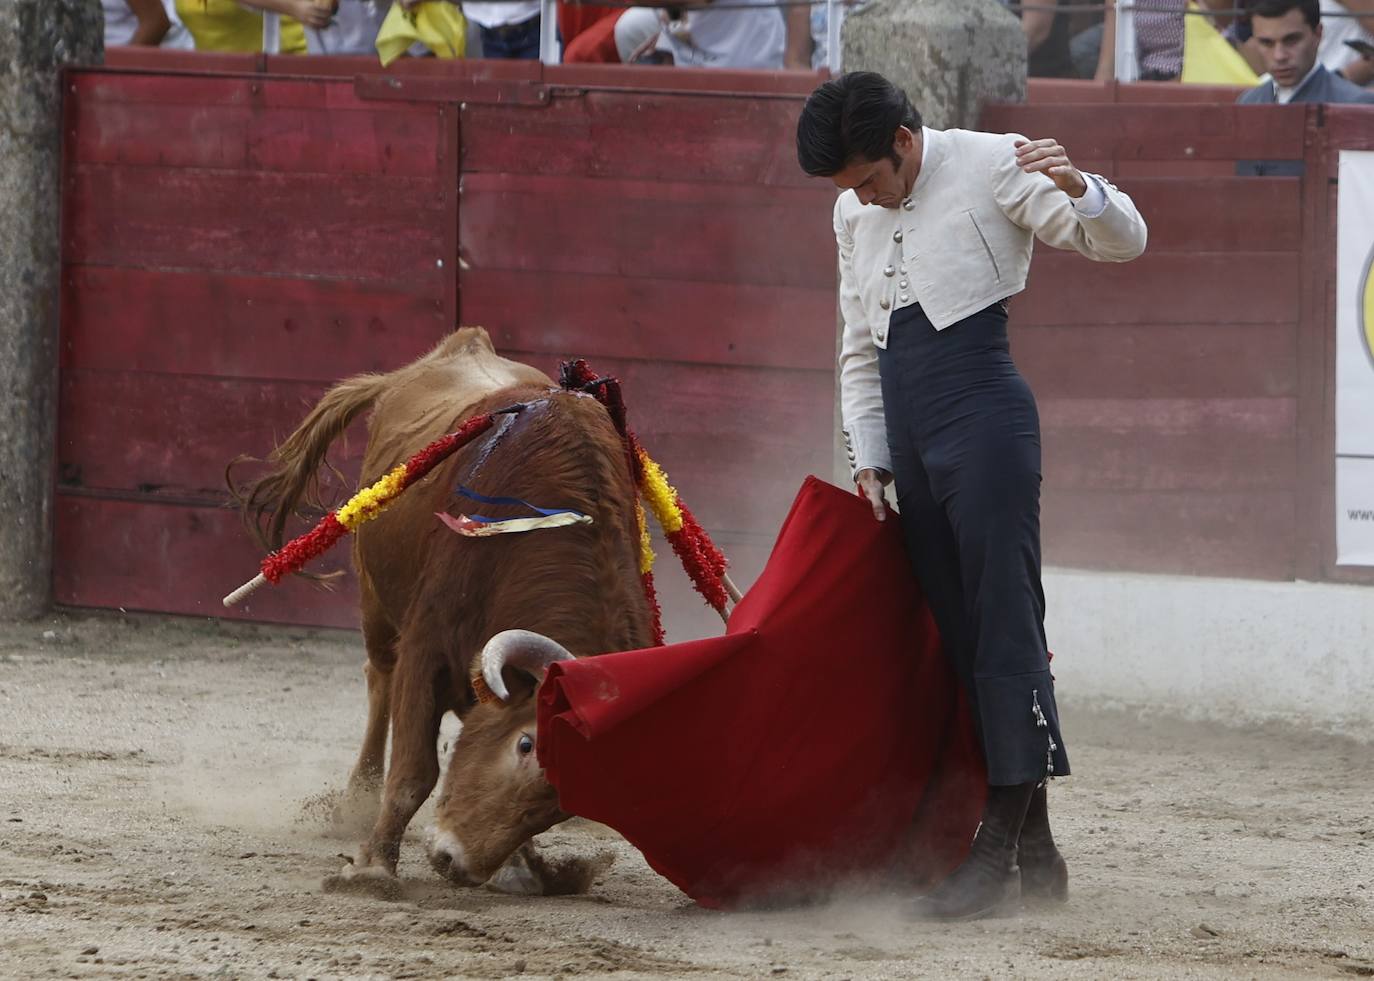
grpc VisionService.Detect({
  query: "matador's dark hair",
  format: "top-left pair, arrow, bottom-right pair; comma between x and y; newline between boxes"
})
795,71 -> 923,178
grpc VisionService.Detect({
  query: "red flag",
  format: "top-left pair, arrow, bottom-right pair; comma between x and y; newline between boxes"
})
537,476 -> 986,908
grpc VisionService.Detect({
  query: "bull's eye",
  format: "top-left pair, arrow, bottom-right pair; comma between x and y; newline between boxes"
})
517,734 -> 534,756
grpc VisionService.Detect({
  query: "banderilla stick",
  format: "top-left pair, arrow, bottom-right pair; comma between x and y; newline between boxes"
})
223,573 -> 268,608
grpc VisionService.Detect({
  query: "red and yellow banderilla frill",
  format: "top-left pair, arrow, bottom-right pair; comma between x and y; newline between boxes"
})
222,413 -> 496,607
224,370 -> 739,646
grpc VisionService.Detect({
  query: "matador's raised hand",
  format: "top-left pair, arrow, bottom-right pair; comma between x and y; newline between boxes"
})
1014,138 -> 1089,199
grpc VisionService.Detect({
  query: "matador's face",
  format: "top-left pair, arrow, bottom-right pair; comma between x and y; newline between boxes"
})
828,125 -> 922,209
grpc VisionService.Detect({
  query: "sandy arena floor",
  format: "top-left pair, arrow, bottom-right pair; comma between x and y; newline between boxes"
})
1,610 -> 1371,980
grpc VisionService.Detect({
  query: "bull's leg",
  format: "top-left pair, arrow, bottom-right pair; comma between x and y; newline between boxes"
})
331,606 -> 397,834
324,651 -> 445,897
332,660 -> 393,833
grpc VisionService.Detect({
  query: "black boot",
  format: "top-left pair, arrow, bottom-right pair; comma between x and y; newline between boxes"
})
909,782 -> 1035,921
1018,782 -> 1068,905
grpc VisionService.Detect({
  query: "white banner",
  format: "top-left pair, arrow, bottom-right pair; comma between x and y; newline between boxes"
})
1336,151 -> 1374,566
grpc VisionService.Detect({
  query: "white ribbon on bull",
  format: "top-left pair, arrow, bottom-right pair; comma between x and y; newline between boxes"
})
437,485 -> 593,538
475,629 -> 576,705
437,403 -> 593,538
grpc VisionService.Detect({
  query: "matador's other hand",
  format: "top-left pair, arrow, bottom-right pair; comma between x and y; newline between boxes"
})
1014,137 -> 1088,198
855,468 -> 891,522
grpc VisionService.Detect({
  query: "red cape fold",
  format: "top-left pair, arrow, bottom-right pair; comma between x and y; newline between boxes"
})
536,476 -> 987,908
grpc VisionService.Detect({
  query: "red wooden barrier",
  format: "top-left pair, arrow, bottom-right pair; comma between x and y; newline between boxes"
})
55,56 -> 1374,633
982,98 -> 1374,586
57,57 -> 835,634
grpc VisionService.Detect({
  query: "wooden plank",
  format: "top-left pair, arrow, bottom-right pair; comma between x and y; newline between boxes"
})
459,173 -> 834,288
69,88 -> 441,177
1302,130 -> 1340,582
57,371 -> 366,499
1116,160 -> 1246,178
279,54 -> 540,82
61,266 -> 446,379
53,494 -> 361,628
441,103 -> 460,335
546,62 -> 823,97
1115,81 -> 1249,104
1007,79 -> 1250,107
1012,252 -> 1300,326
1042,489 -> 1297,580
96,50 -> 264,75
1039,397 -> 1298,492
1019,80 -> 1117,104
72,70 -> 401,112
356,74 -> 552,107
979,103 -> 1309,162
1121,178 -> 1300,252
57,361 -> 833,534
267,54 -> 550,81
1015,323 -> 1298,399
1318,106 -> 1374,151
65,164 -> 444,285
461,92 -> 815,187
53,493 -> 780,634
462,270 -> 837,372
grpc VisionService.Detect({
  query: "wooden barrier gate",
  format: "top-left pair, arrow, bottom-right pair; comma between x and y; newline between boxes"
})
54,62 -> 1374,632
55,59 -> 835,633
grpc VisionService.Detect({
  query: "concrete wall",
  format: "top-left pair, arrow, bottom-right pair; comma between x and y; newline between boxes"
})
1046,569 -> 1374,740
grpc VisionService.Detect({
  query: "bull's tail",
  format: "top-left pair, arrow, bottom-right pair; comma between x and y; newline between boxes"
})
226,371 -> 390,560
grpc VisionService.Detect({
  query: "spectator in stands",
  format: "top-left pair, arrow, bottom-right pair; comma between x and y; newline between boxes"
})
1227,0 -> 1374,84
809,0 -> 864,71
461,0 -> 540,58
160,0 -> 197,48
1003,0 -> 1076,78
560,3 -> 624,63
1310,0 -> 1374,82
300,0 -> 394,54
1237,0 -> 1374,102
1067,2 -> 1108,78
102,0 -> 171,46
1093,0 -> 1234,81
1236,0 -> 1374,175
1350,37 -> 1374,84
174,0 -> 323,53
617,0 -> 811,69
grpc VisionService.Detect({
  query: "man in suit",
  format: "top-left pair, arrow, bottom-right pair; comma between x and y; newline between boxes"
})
795,72 -> 1148,921
1236,0 -> 1374,175
1239,0 -> 1374,103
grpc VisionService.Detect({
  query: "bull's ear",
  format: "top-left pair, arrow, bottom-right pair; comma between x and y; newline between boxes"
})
469,664 -> 537,706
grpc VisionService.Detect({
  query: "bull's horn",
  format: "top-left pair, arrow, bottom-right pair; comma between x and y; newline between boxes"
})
479,629 -> 575,702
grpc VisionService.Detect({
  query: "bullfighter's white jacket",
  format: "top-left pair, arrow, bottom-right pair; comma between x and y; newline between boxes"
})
836,125 -> 1149,479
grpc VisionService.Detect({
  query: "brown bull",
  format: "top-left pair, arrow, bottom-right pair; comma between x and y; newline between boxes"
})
233,328 -> 654,893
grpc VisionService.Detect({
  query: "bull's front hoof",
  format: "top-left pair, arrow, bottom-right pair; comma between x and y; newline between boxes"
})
322,862 -> 402,900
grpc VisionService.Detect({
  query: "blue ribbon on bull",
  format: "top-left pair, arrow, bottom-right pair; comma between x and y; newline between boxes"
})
435,486 -> 593,538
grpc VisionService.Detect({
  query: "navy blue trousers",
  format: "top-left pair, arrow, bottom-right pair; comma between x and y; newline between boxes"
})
878,301 -> 1069,785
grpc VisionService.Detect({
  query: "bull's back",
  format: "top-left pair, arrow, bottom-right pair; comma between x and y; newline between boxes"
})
360,327 -> 551,480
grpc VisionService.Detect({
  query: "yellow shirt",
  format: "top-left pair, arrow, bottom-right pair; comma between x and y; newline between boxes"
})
174,0 -> 308,54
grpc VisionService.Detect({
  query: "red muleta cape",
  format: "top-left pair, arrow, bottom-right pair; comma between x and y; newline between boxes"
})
536,476 -> 986,908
